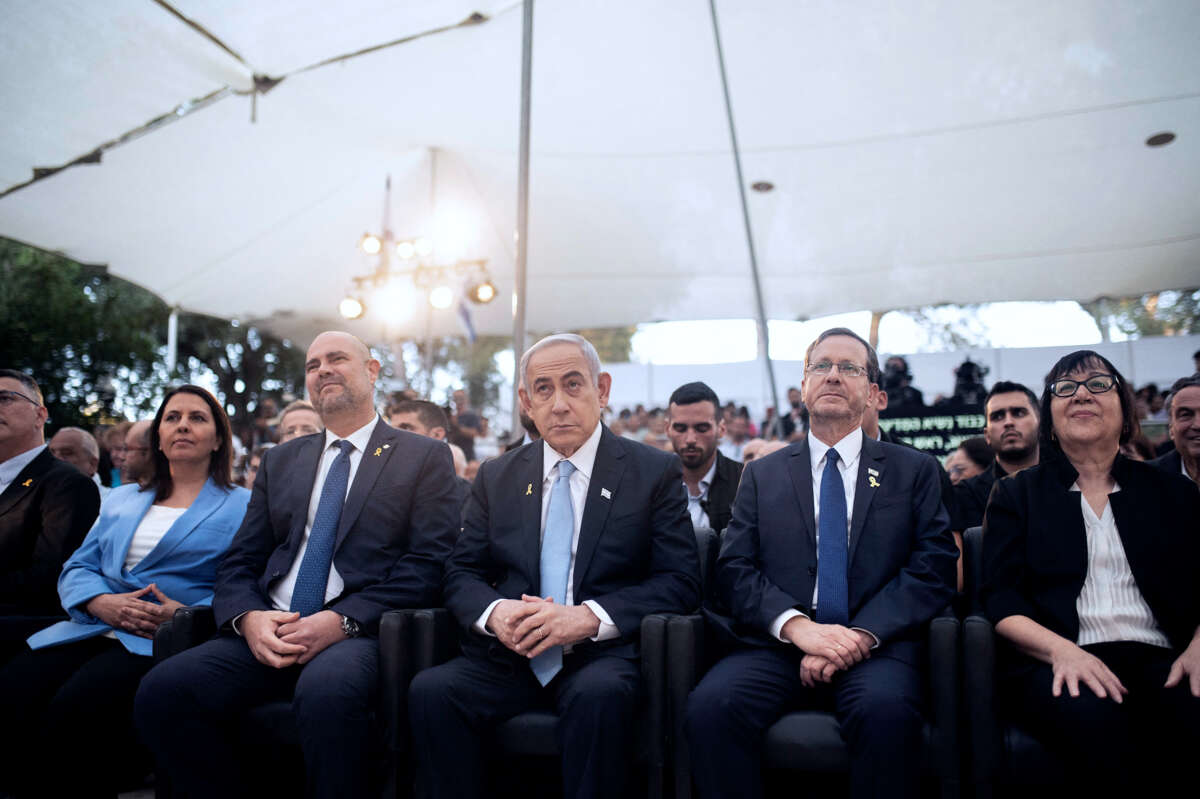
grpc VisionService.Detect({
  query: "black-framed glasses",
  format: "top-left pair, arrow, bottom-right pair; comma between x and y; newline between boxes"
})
0,389 -> 39,407
1049,374 -> 1117,398
806,361 -> 869,379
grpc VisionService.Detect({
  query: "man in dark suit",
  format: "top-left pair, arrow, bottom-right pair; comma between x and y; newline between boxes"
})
0,369 -> 100,662
686,328 -> 958,799
409,333 -> 701,799
135,332 -> 460,799
666,381 -> 743,534
1151,374 -> 1199,487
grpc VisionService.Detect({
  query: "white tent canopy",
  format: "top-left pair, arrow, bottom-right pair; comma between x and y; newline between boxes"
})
2,1 -> 1198,345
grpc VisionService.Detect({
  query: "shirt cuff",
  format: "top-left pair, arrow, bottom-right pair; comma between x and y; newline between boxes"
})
231,611 -> 248,636
851,627 -> 880,649
473,599 -> 504,637
583,600 -> 619,641
770,608 -> 807,643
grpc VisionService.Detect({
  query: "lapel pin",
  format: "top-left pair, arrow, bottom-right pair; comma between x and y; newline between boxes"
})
22,478 -> 32,487
867,467 -> 879,477
600,488 -> 612,500
868,476 -> 880,488
525,483 -> 533,496
373,447 -> 383,456
383,444 -> 390,449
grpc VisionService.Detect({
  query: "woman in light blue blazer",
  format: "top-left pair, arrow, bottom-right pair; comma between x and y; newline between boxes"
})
0,385 -> 250,798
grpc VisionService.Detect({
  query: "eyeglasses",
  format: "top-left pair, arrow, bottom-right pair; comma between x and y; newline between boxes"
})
806,361 -> 869,379
1049,374 -> 1117,398
0,389 -> 40,407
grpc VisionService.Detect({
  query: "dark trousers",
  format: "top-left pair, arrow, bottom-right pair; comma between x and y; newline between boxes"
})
134,632 -> 379,799
409,652 -> 641,799
0,613 -> 66,665
1005,641 -> 1200,795
686,647 -> 924,799
0,635 -> 153,798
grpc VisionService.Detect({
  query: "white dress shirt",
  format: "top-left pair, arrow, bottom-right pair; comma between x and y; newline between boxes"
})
1073,482 -> 1170,649
123,505 -> 186,571
267,416 -> 380,612
475,421 -> 618,642
0,444 -> 46,495
769,429 -> 878,645
685,459 -> 718,531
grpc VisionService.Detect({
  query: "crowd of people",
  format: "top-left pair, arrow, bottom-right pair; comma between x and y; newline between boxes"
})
0,332 -> 1197,799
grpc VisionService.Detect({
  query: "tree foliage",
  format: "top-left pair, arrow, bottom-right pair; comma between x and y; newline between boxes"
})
0,238 -> 170,430
1080,289 -> 1200,341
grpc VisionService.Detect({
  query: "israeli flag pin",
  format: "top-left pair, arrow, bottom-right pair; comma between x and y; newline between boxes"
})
867,467 -> 879,477
600,488 -> 612,500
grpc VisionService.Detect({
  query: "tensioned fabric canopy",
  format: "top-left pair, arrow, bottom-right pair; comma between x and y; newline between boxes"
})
2,1 -> 1198,344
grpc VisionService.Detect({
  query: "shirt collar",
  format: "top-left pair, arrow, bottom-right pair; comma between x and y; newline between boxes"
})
323,415 -> 380,455
0,443 -> 46,486
698,457 -> 717,492
808,427 -> 864,472
543,421 -> 603,483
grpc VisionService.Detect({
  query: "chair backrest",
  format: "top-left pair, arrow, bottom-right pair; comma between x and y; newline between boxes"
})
963,526 -> 984,615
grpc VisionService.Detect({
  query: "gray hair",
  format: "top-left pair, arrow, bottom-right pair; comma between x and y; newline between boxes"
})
1165,374 -> 1200,417
519,333 -> 603,389
53,426 -> 99,458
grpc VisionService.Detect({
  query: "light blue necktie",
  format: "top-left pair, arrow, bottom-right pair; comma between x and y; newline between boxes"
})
290,439 -> 353,617
816,448 -> 850,625
531,459 -> 576,686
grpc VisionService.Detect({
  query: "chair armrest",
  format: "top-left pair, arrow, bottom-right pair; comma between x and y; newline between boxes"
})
413,608 -> 458,671
963,614 -> 1002,786
153,605 -> 217,663
666,614 -> 706,799
926,612 -> 961,784
640,614 -> 669,770
379,609 -> 423,755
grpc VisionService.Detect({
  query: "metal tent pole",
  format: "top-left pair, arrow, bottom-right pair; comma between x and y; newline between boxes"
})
511,0 -> 534,437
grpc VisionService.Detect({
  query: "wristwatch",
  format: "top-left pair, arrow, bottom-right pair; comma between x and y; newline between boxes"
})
341,614 -> 362,638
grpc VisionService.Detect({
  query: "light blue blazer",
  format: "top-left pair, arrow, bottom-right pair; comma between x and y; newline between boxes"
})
27,479 -> 250,656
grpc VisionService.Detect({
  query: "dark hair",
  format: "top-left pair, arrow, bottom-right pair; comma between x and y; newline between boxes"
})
1121,434 -> 1156,461
387,399 -> 449,433
668,382 -> 721,415
958,436 -> 994,469
1165,374 -> 1200,417
803,327 -> 881,384
147,385 -> 235,500
0,368 -> 44,406
1039,350 -> 1138,449
985,381 -> 1039,416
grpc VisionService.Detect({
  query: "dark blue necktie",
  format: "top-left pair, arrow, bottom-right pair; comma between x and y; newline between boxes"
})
816,448 -> 850,625
290,439 -> 353,617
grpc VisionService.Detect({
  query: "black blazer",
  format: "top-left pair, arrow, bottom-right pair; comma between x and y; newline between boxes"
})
0,448 -> 100,616
700,450 -> 743,534
213,419 -> 461,633
1149,449 -> 1190,481
444,425 -> 701,664
981,453 -> 1200,663
707,435 -> 958,665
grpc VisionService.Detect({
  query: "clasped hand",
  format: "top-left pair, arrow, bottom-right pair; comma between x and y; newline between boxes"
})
782,616 -> 874,685
487,595 -> 600,659
243,609 -> 345,669
86,584 -> 184,638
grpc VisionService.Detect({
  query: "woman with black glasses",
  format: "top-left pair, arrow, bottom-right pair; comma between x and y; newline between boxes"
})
981,350 -> 1200,794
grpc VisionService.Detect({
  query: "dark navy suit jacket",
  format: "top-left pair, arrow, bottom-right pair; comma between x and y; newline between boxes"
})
444,424 -> 701,664
708,434 -> 958,665
213,419 -> 461,633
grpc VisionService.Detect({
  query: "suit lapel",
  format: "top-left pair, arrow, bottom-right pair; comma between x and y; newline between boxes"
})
287,434 -> 326,547
522,442 -> 545,591
0,449 -> 53,517
572,428 -> 625,596
848,436 -> 886,563
103,489 -> 155,576
335,420 -> 395,550
786,440 -> 817,546
132,479 -> 224,574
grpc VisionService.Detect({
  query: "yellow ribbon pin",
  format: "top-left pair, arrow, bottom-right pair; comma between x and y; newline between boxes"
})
868,476 -> 880,488
373,447 -> 382,456
22,479 -> 32,487
525,483 -> 533,496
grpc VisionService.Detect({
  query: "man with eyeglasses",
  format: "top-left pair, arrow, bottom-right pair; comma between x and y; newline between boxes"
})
687,328 -> 958,799
120,420 -> 155,485
0,369 -> 101,663
952,381 -> 1041,533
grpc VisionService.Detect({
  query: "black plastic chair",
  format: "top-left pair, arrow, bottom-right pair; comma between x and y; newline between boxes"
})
962,526 -> 1066,799
666,559 -> 961,799
152,605 -> 417,798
